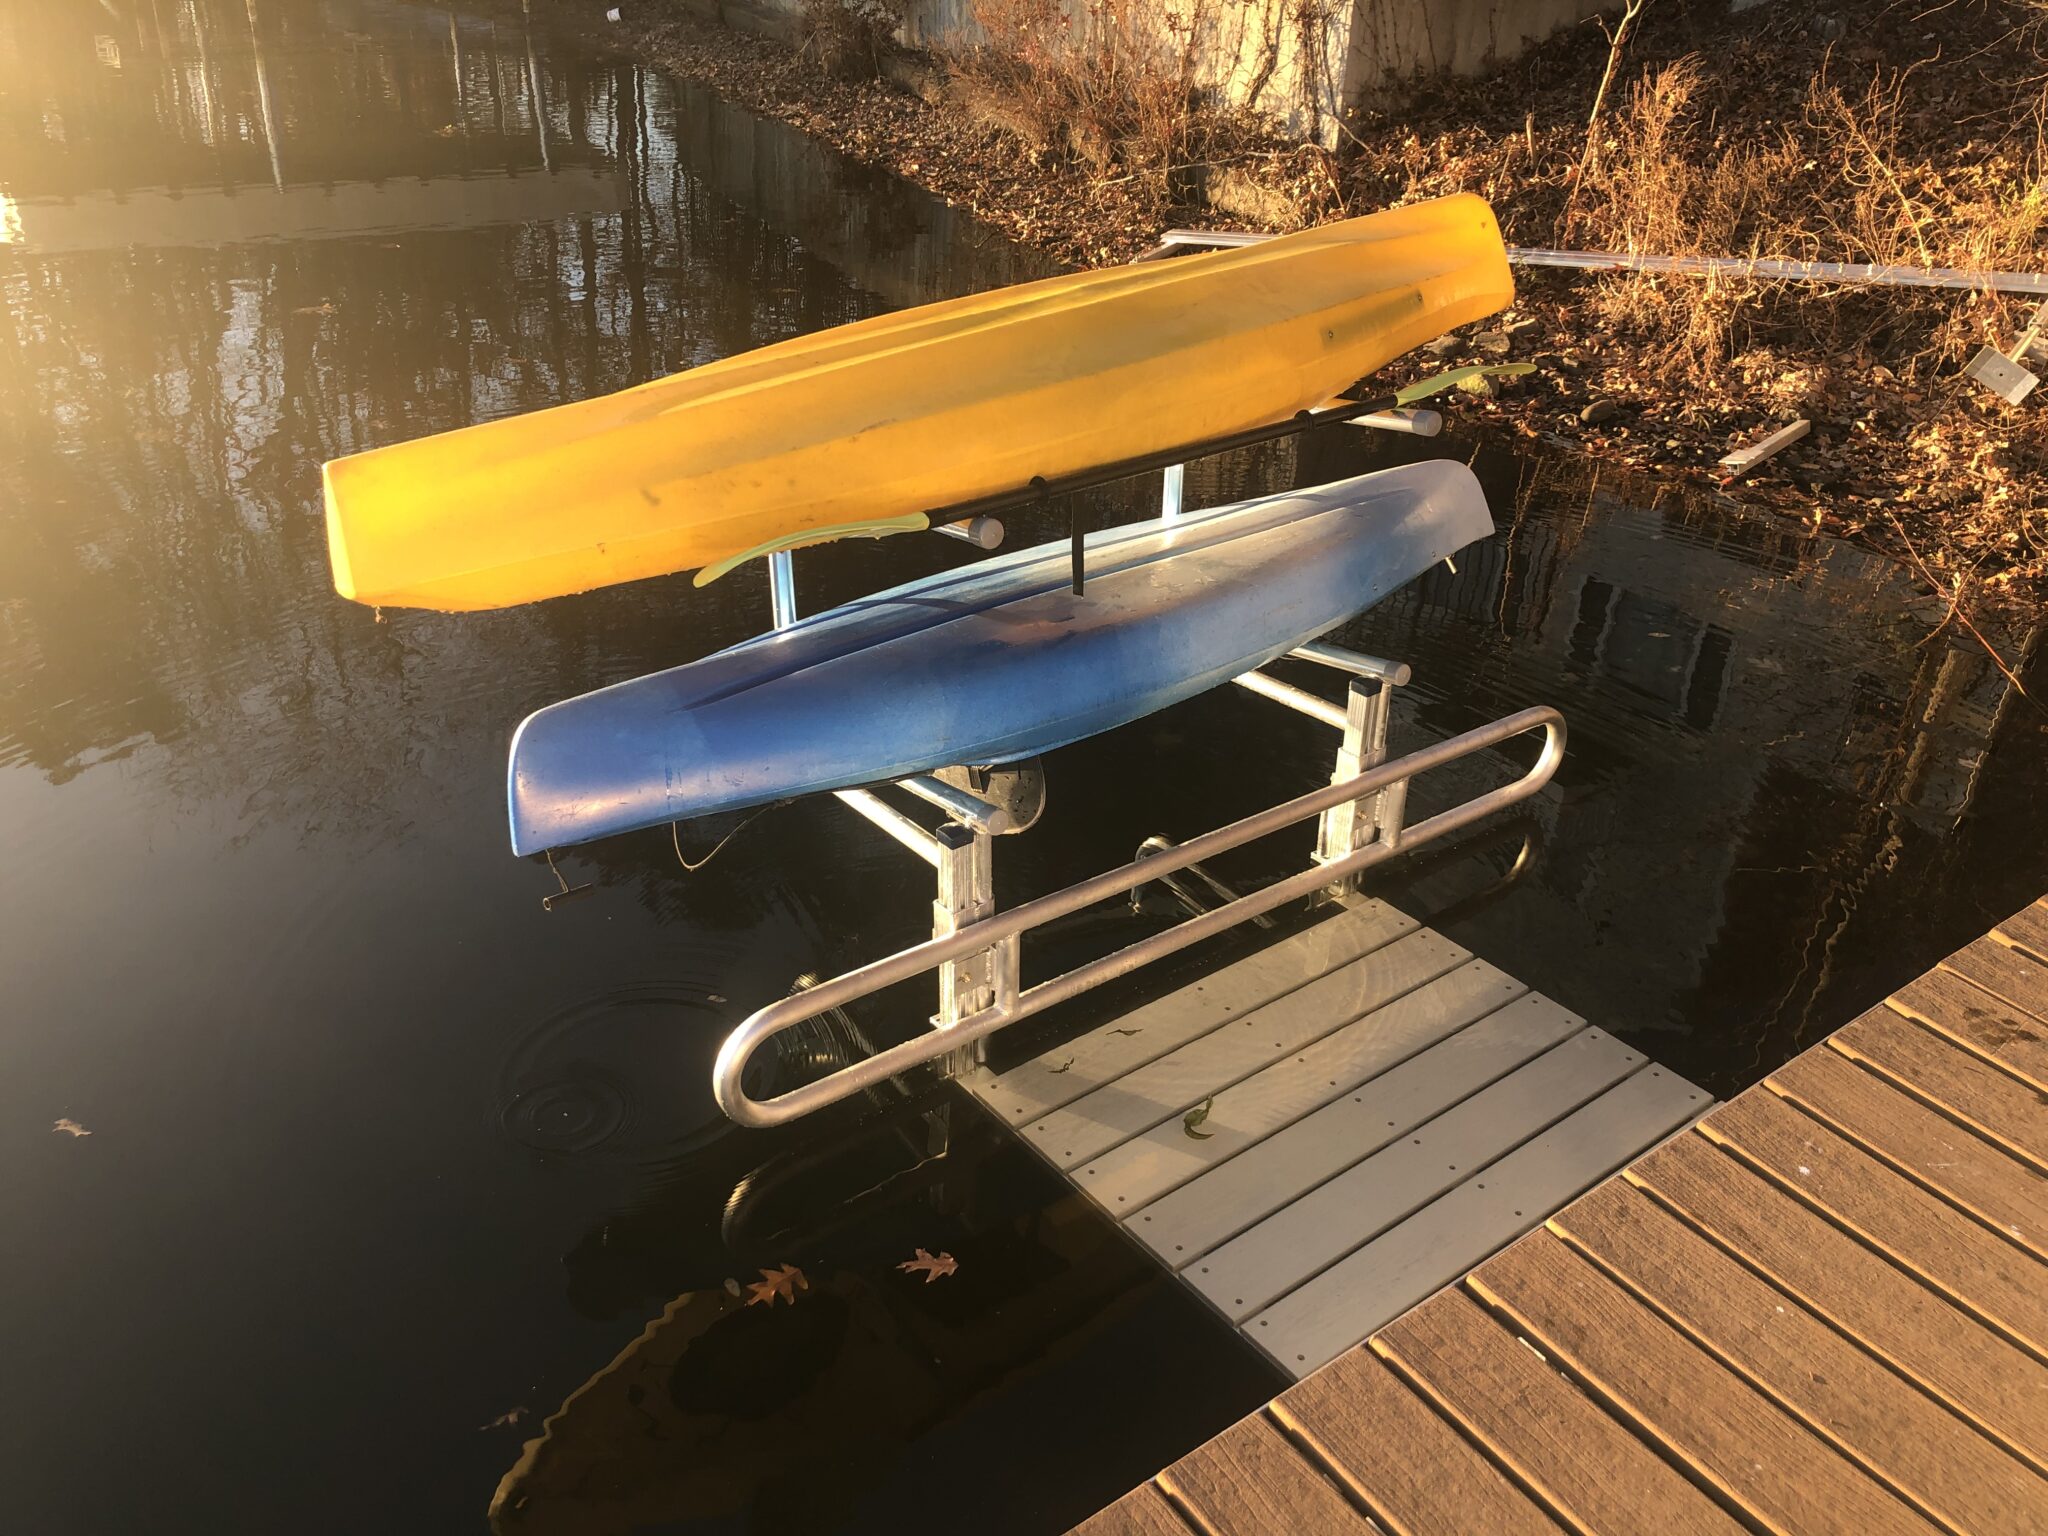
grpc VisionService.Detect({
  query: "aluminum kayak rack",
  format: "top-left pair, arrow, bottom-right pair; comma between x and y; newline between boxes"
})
710,499 -> 1563,1127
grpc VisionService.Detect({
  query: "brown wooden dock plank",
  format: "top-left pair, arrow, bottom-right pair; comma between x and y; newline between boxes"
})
1629,1132 -> 2048,1469
1157,1414 -> 1373,1536
1551,1178 -> 2048,1533
1998,900 -> 2048,966
1831,1008 -> 2048,1171
1469,1229 -> 1937,1535
1887,968 -> 2048,1094
1767,1048 -> 2048,1258
1701,1091 -> 2048,1350
1273,1345 -> 1560,1536
1374,1287 -> 1745,1536
1943,937 -> 2048,1027
1884,966 -> 2048,1097
1071,1484 -> 1192,1536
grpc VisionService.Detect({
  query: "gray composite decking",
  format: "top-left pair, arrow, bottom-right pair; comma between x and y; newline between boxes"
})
962,892 -> 1711,1379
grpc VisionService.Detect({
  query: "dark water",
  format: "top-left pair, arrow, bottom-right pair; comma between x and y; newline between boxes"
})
3,2 -> 2045,1531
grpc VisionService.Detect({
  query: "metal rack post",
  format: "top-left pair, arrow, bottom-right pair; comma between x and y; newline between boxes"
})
767,550 -> 799,629
933,821 -> 1002,1073
1314,677 -> 1399,893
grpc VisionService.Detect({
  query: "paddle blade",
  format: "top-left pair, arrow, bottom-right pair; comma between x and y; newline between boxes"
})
693,515 -> 931,588
1394,362 -> 1534,405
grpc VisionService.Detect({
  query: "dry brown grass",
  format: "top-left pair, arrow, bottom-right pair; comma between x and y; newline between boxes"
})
1563,45 -> 2048,581
946,0 -> 1207,190
797,0 -> 906,80
1572,53 -> 2047,390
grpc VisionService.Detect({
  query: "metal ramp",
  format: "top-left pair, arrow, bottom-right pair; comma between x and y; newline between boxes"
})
963,895 -> 1711,1379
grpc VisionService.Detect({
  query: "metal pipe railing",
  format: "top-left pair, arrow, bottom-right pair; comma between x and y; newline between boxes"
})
1289,641 -> 1412,687
1140,228 -> 2048,297
1233,669 -> 1350,730
713,705 -> 1564,1126
897,774 -> 1013,835
833,788 -> 942,866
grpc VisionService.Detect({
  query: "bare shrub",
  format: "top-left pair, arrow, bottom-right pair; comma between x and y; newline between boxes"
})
1573,59 -> 1801,381
1572,53 -> 2047,391
947,0 -> 1206,190
799,0 -> 906,81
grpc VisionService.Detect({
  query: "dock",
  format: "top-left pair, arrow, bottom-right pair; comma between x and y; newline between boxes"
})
1067,894 -> 2048,1535
963,891 -> 1714,1378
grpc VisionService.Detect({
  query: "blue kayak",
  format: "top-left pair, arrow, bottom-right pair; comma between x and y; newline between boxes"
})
508,461 -> 1491,854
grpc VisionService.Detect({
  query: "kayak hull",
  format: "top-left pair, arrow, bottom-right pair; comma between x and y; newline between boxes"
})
326,195 -> 1511,610
507,460 -> 1493,854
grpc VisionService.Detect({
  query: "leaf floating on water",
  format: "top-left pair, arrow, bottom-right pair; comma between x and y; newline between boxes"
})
1046,1057 -> 1076,1075
897,1248 -> 958,1283
53,1118 -> 91,1138
745,1263 -> 808,1307
479,1407 -> 526,1431
723,1277 -> 742,1298
1182,1097 -> 1215,1140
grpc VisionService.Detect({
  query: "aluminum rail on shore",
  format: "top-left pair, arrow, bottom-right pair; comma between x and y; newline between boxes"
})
713,705 -> 1565,1128
1144,229 -> 2048,296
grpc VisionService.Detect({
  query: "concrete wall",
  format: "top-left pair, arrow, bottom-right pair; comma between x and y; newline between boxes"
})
725,0 -> 1615,145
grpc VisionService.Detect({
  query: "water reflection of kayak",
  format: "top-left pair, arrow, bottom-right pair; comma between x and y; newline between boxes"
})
322,195 -> 1510,611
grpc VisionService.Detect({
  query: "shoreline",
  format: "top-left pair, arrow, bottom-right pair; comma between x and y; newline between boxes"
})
541,0 -> 2046,617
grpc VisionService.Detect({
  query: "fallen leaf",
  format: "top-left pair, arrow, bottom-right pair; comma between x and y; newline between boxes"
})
722,1277 -> 741,1298
1109,1028 -> 1142,1036
53,1118 -> 91,1137
479,1407 -> 525,1430
1046,1056 -> 1075,1074
1182,1097 -> 1215,1140
897,1248 -> 958,1283
746,1262 -> 807,1306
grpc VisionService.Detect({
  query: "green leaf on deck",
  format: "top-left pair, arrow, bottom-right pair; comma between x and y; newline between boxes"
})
1183,1096 -> 1215,1140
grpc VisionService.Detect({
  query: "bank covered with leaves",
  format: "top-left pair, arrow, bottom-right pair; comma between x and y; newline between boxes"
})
559,0 -> 2048,609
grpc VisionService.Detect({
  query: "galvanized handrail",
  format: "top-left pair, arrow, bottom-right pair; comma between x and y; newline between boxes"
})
712,704 -> 1564,1127
1139,227 -> 2048,295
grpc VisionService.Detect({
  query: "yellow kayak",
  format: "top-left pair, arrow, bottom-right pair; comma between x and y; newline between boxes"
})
322,194 -> 1511,611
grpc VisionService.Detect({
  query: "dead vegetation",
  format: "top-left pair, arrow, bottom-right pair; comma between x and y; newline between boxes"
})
1569,54 -> 2046,388
1566,51 -> 2048,593
946,0 -> 1205,184
565,0 -> 2048,604
795,0 -> 905,80
1338,0 -> 2048,604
